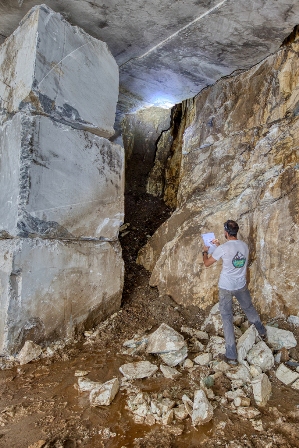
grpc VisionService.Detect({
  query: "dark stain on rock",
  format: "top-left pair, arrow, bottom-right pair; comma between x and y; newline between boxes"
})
17,211 -> 74,239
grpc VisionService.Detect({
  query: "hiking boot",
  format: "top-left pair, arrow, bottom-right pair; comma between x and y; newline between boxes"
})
217,353 -> 238,366
259,330 -> 268,342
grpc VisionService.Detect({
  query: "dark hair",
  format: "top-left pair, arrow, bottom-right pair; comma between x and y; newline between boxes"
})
224,220 -> 239,236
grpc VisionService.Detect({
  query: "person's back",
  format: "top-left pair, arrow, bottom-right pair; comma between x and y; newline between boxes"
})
212,239 -> 249,291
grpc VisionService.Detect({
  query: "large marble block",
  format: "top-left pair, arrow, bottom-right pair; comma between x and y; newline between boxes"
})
0,4 -> 118,138
0,113 -> 124,240
0,238 -> 124,354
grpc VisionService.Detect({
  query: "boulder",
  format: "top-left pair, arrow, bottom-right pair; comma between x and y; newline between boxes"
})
90,378 -> 119,406
265,326 -> 297,350
160,345 -> 188,367
119,361 -> 158,379
192,389 -> 214,426
77,377 -> 101,392
252,373 -> 272,406
0,5 -> 118,138
17,340 -> 42,365
0,238 -> 123,354
237,325 -> 258,363
194,353 -> 212,366
0,114 -> 124,241
275,363 -> 299,385
246,341 -> 274,371
146,323 -> 185,354
160,365 -> 181,379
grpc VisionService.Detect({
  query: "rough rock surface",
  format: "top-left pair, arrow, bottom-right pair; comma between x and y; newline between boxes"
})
0,238 -> 123,354
119,361 -> 158,379
0,113 -> 124,240
266,326 -> 297,350
252,373 -> 272,407
0,5 -> 118,138
246,341 -> 274,372
276,363 -> 299,385
146,323 -> 185,354
192,389 -> 214,426
17,340 -> 42,365
89,378 -> 120,406
138,33 -> 299,318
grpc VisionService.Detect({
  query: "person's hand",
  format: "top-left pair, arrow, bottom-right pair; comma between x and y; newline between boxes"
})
203,245 -> 209,252
211,238 -> 220,247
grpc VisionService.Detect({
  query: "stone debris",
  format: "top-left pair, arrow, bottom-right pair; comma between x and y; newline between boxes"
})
287,315 -> 299,326
275,363 -> 299,385
90,378 -> 119,406
265,325 -> 297,350
234,396 -> 251,407
226,365 -> 252,384
194,353 -> 212,366
123,336 -> 149,348
183,358 -> 194,369
225,389 -> 247,402
292,379 -> 299,390
252,373 -> 272,406
182,394 -> 193,416
249,365 -> 263,378
119,361 -> 158,379
180,326 -> 209,340
146,323 -> 186,353
98,428 -> 116,439
206,336 -> 226,357
192,389 -> 214,426
246,341 -> 274,371
212,360 -> 230,372
160,365 -> 181,379
74,370 -> 89,377
17,341 -> 42,365
236,407 -> 261,419
237,325 -> 258,363
160,345 -> 188,367
77,377 -> 102,392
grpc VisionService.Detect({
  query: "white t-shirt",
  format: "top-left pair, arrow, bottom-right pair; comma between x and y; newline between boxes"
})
212,240 -> 249,291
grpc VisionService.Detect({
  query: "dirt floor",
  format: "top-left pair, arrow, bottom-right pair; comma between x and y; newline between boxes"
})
0,193 -> 299,448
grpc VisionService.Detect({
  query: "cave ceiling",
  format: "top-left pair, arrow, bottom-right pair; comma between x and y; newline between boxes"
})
1,0 -> 299,134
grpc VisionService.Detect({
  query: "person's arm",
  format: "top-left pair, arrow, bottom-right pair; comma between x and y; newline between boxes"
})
202,245 -> 217,267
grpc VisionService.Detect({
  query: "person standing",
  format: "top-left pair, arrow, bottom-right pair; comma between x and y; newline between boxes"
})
202,219 -> 267,365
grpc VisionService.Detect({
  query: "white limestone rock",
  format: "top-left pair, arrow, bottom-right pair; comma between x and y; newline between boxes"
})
17,340 -> 42,365
90,378 -> 119,406
183,358 -> 194,369
234,396 -> 251,407
212,360 -> 230,373
146,323 -> 186,354
194,353 -> 212,366
0,5 -> 118,138
249,365 -> 263,378
237,407 -> 260,419
78,377 -> 102,392
265,326 -> 297,350
252,373 -> 272,406
226,365 -> 252,384
288,315 -> 299,326
275,363 -> 299,385
180,326 -> 209,340
206,336 -> 226,357
237,325 -> 258,363
225,389 -> 247,401
174,404 -> 189,421
246,341 -> 274,372
160,345 -> 188,367
119,361 -> 158,379
292,379 -> 299,390
160,364 -> 181,379
0,238 -> 123,354
182,394 -> 193,416
0,114 -> 124,240
192,389 -> 214,426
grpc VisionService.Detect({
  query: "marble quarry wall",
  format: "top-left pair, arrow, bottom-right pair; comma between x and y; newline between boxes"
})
138,32 -> 299,319
0,5 -> 124,354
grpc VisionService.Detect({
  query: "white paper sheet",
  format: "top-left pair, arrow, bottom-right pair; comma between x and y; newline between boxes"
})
201,232 -> 217,254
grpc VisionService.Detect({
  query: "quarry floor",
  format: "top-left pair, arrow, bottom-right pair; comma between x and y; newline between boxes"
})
0,194 -> 299,447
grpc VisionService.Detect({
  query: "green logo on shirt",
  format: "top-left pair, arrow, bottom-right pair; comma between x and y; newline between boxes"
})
232,251 -> 246,268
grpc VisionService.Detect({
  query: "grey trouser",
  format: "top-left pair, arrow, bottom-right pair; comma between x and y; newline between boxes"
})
219,285 -> 266,360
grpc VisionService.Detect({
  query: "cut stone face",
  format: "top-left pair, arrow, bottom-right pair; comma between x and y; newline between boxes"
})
0,114 -> 124,240
0,5 -> 119,138
0,238 -> 123,354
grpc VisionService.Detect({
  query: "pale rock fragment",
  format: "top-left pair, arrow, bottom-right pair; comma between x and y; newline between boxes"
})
183,358 -> 194,369
237,407 -> 261,419
123,336 -> 148,348
276,363 -> 299,385
119,361 -> 158,379
144,414 -> 156,425
234,315 -> 245,326
251,420 -> 264,431
89,377 -> 119,406
146,323 -> 185,354
192,389 -> 214,426
162,409 -> 174,425
202,303 -> 220,330
226,365 -> 252,384
194,353 -> 212,366
181,326 -> 209,340
75,370 -> 89,377
252,373 -> 272,406
17,341 -> 42,365
206,336 -> 226,357
287,315 -> 299,326
160,364 -> 181,379
77,377 -> 102,392
174,404 -> 189,421
212,361 -> 230,372
134,403 -> 150,418
225,389 -> 247,401
292,379 -> 299,390
160,345 -> 188,367
234,396 -> 251,407
249,365 -> 263,378
265,326 -> 297,350
237,325 -> 258,363
182,394 -> 193,416
246,341 -> 274,371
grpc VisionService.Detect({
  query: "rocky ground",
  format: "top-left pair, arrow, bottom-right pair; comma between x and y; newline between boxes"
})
0,193 -> 299,448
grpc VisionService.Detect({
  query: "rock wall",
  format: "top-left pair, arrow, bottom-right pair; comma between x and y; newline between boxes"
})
138,32 -> 299,319
0,6 -> 124,354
